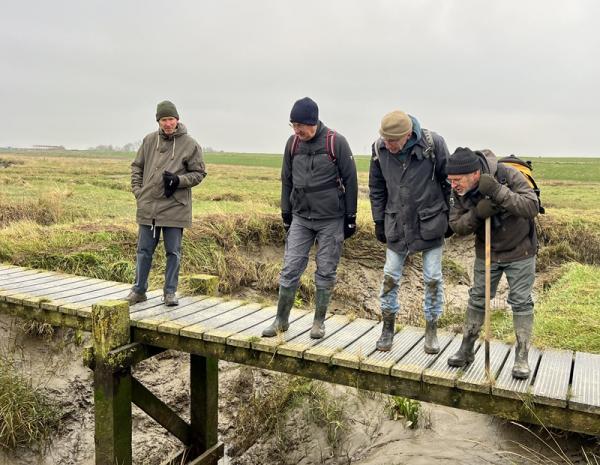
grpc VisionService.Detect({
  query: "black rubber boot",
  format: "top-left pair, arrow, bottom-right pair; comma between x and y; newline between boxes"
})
512,313 -> 534,379
424,318 -> 440,354
376,311 -> 396,351
447,308 -> 484,367
262,285 -> 296,337
310,287 -> 332,339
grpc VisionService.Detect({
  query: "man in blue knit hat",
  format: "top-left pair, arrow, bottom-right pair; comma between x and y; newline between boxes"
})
262,97 -> 358,339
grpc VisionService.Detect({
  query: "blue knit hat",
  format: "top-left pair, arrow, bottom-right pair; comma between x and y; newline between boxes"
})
290,97 -> 319,125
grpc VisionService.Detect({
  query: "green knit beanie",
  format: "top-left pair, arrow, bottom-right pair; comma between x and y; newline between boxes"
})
156,101 -> 179,121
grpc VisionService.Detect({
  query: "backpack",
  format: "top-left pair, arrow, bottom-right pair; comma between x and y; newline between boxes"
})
372,128 -> 437,180
498,154 -> 545,214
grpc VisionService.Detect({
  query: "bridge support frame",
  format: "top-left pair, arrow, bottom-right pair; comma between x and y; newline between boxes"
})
88,301 -> 222,465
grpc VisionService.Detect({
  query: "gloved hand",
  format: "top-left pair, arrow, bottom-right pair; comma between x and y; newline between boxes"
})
374,220 -> 386,243
477,174 -> 501,198
475,198 -> 500,219
344,214 -> 357,239
444,224 -> 454,238
163,171 -> 180,198
282,212 -> 293,232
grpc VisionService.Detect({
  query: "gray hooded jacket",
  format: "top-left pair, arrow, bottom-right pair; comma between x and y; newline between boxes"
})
131,123 -> 206,228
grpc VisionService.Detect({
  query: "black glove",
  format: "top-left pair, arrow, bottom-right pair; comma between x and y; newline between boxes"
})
477,174 -> 501,198
444,224 -> 454,238
163,171 -> 180,198
344,214 -> 357,239
374,220 -> 386,243
475,198 -> 500,219
282,212 -> 293,232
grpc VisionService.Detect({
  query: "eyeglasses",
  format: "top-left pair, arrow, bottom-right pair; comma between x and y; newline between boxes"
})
289,122 -> 310,130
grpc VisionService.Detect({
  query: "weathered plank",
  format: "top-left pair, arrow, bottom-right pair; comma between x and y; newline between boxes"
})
129,296 -> 206,322
531,349 -> 573,408
156,300 -> 245,335
40,281 -> 125,310
3,276 -> 99,306
330,323 -> 383,370
304,318 -> 378,363
360,326 -> 423,375
570,352 -> 600,414
128,292 -> 171,314
456,341 -> 511,394
423,336 -> 481,387
132,297 -> 222,330
0,270 -> 60,287
391,332 -> 455,381
250,311 -> 324,354
492,345 -> 541,400
276,315 -> 351,358
197,306 -> 280,344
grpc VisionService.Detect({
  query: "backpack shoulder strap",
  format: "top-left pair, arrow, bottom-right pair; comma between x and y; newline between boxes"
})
372,138 -> 382,161
290,135 -> 300,157
422,128 -> 435,159
325,129 -> 337,163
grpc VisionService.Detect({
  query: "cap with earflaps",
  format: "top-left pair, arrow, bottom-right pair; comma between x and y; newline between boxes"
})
156,101 -> 179,121
290,97 -> 319,125
379,110 -> 412,140
447,147 -> 481,174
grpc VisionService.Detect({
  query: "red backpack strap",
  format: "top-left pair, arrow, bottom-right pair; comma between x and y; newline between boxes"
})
290,135 -> 300,156
325,130 -> 337,163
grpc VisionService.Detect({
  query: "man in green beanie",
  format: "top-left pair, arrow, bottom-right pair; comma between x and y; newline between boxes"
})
369,110 -> 451,353
126,100 -> 206,307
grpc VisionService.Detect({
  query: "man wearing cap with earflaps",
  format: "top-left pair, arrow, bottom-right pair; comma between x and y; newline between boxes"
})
369,111 -> 451,352
445,147 -> 539,379
126,100 -> 206,307
262,97 -> 358,339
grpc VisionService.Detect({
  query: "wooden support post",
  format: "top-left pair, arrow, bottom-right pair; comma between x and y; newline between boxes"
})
92,300 -> 132,465
190,354 -> 220,463
188,274 -> 219,296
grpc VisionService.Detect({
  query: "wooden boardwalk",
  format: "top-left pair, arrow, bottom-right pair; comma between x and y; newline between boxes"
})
1,262 -> 599,463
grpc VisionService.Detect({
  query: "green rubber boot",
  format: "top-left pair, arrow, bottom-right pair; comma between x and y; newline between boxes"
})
447,308 -> 484,367
424,318 -> 440,354
512,313 -> 534,379
262,285 -> 296,337
310,287 -> 332,339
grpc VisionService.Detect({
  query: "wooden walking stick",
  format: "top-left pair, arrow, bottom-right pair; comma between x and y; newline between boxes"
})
484,216 -> 492,382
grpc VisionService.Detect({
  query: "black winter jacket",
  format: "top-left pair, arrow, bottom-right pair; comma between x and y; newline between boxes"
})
369,130 -> 451,254
281,122 -> 358,220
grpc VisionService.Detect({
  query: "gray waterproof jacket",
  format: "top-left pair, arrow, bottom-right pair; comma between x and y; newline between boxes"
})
131,123 -> 206,228
369,130 -> 451,254
281,122 -> 358,220
449,149 -> 539,262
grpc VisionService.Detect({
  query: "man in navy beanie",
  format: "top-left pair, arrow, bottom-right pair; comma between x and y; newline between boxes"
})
262,97 -> 358,339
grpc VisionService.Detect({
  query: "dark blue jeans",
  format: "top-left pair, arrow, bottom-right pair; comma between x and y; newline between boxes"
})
132,225 -> 183,295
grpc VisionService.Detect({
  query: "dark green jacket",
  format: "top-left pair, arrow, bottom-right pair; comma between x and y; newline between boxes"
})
131,123 -> 206,228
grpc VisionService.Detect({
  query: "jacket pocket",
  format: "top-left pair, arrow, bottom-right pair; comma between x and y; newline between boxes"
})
173,188 -> 189,206
385,213 -> 400,242
418,204 -> 448,241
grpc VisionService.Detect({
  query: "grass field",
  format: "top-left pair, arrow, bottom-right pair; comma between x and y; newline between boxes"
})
0,149 -> 599,353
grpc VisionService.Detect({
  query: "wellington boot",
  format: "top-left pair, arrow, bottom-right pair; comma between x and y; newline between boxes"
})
376,311 -> 396,351
262,285 -> 296,337
310,287 -> 332,339
512,313 -> 534,379
447,308 -> 484,367
424,318 -> 440,354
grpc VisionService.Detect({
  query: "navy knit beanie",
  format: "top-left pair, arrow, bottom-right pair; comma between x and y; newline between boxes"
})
447,147 -> 481,174
290,97 -> 319,125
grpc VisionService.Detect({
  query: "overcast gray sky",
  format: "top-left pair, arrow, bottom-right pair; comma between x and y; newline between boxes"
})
2,0 -> 599,156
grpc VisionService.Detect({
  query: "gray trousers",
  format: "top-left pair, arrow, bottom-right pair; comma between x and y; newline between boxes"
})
133,225 -> 183,295
279,215 -> 344,289
467,256 -> 535,315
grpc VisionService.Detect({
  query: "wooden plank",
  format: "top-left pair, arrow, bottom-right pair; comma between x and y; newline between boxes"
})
492,345 -> 541,400
225,308 -> 306,348
276,315 -> 351,358
423,337 -> 482,387
174,303 -> 263,340
570,352 -> 600,414
0,267 -> 37,279
0,270 -> 59,287
156,300 -> 246,335
304,318 -> 378,363
250,311 -> 319,354
3,276 -> 98,305
40,280 -> 124,309
132,297 -> 221,330
531,349 -> 573,408
391,332 -> 455,381
196,306 -> 280,344
128,292 -> 170,314
456,341 -> 511,394
360,326 -> 424,375
330,323 -> 382,370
